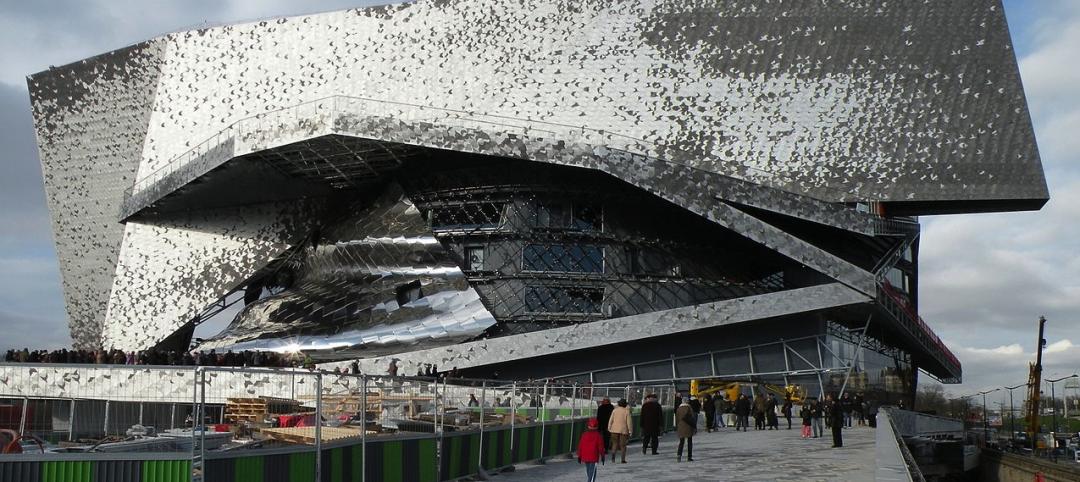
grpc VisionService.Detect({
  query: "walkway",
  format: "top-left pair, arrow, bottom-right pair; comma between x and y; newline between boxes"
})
498,424 -> 877,482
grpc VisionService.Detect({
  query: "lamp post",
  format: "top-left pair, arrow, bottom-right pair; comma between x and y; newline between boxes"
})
979,389 -> 1000,442
1004,384 -> 1024,440
1046,375 -> 1079,434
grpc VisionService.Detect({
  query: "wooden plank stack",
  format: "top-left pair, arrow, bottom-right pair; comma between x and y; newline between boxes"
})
259,426 -> 373,445
225,397 -> 303,423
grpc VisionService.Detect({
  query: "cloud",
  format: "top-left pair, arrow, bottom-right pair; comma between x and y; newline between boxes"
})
939,337 -> 1080,397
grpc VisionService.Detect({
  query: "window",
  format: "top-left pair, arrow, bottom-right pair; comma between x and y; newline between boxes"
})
395,280 -> 423,306
464,246 -> 485,271
534,201 -> 602,231
572,203 -> 602,231
523,244 -> 603,273
886,268 -> 907,293
524,286 -> 603,314
629,247 -> 680,276
536,201 -> 570,229
431,203 -> 503,230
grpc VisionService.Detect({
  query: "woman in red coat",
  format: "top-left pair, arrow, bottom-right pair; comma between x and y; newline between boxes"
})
578,418 -> 606,482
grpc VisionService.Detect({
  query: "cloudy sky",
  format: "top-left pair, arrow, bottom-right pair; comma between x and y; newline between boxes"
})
1,1 -> 1077,400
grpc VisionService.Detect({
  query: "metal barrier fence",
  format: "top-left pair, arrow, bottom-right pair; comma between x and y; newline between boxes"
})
0,363 -> 675,482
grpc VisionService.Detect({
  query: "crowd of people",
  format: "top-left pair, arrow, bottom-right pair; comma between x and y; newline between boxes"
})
3,347 -> 313,368
577,390 -> 877,480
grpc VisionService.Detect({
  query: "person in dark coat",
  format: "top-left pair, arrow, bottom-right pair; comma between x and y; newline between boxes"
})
675,399 -> 695,462
735,394 -> 751,431
782,397 -> 793,430
810,397 -> 824,438
596,398 -> 615,450
766,394 -> 779,430
828,394 -> 844,447
688,396 -> 702,432
640,394 -> 663,454
702,395 -> 716,433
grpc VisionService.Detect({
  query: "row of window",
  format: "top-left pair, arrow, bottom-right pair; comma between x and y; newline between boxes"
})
428,201 -> 602,232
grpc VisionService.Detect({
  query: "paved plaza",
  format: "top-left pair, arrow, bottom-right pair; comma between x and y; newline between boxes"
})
498,424 -> 876,482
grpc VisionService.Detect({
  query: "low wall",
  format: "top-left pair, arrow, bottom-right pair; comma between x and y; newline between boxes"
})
978,449 -> 1080,482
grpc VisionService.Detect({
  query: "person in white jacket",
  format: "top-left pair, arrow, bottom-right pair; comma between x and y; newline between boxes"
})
606,398 -> 633,463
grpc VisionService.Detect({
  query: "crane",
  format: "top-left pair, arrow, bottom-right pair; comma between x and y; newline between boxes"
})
1024,316 -> 1047,451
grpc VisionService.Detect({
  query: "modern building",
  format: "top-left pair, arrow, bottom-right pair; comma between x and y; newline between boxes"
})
29,0 -> 1047,404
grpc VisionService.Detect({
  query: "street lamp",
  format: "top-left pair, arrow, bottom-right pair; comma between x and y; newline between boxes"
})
1046,375 -> 1079,435
1004,384 -> 1024,440
980,389 -> 1001,442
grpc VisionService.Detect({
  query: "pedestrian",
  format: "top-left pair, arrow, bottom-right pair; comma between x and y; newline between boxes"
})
828,394 -> 844,448
753,393 -> 767,430
735,394 -> 751,431
766,394 -> 779,430
702,394 -> 716,433
841,393 -> 853,428
811,397 -> 824,438
716,396 -> 728,428
782,397 -> 793,430
596,398 -> 614,450
676,398 -> 695,462
800,402 -> 813,438
577,418 -> 605,482
607,399 -> 632,463
689,396 -> 702,430
640,394 -> 663,455
854,392 -> 866,426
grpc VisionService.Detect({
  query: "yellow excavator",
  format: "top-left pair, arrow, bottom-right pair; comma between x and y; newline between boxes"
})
690,378 -> 807,403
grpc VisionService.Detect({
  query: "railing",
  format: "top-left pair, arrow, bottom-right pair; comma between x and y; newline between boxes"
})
120,95 -> 911,237
0,363 -> 676,482
876,408 -> 921,482
878,281 -> 962,382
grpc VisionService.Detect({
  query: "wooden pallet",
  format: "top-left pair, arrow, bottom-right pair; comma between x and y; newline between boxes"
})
225,396 -> 302,422
259,426 -> 374,445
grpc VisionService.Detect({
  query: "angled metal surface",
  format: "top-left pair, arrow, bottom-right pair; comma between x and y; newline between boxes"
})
328,282 -> 871,375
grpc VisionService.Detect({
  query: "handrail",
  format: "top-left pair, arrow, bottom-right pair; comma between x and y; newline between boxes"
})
878,281 -> 961,374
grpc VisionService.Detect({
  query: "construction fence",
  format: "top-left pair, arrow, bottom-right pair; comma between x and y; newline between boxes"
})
0,364 -> 677,481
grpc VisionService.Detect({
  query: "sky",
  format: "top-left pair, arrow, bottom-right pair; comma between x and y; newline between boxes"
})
0,1 -> 1077,400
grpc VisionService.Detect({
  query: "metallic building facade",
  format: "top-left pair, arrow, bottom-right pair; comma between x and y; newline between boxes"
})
28,0 -> 1048,384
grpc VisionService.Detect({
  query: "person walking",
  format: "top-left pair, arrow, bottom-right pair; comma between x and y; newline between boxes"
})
640,394 -> 663,455
716,396 -> 728,429
782,397 -> 793,430
675,399 -> 695,462
828,394 -> 844,448
810,397 -> 824,438
607,399 -> 633,463
596,398 -> 614,450
577,418 -> 606,482
800,402 -> 813,438
702,394 -> 716,433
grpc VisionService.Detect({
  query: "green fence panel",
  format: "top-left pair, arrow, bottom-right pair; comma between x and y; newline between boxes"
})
41,461 -> 91,482
230,455 -> 262,482
141,460 -> 188,482
288,452 -> 315,482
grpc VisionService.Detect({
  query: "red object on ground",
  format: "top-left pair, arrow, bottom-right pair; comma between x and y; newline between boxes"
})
213,424 -> 230,432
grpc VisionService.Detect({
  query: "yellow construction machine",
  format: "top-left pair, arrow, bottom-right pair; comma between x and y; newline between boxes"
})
690,378 -> 806,403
